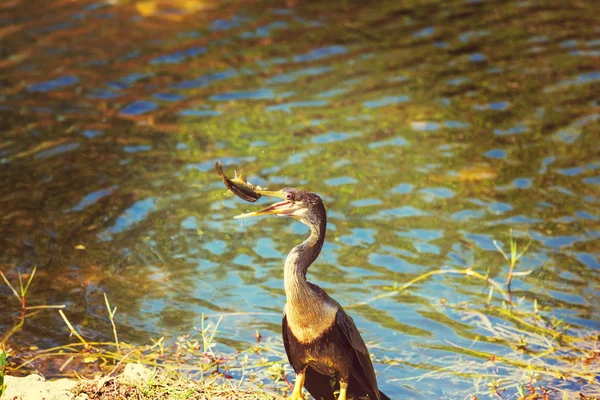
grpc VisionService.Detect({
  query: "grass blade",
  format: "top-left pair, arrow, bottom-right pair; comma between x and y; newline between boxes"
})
0,270 -> 20,302
58,310 -> 89,348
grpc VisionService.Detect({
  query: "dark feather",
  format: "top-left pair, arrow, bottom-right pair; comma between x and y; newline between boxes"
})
336,309 -> 389,400
283,312 -> 337,400
283,310 -> 390,400
304,366 -> 337,400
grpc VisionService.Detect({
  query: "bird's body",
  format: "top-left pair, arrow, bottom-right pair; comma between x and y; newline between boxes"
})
235,188 -> 388,400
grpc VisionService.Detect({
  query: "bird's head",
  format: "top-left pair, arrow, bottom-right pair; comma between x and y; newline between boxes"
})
234,187 -> 326,228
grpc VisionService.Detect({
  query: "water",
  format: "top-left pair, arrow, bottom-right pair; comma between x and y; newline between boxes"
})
1,0 -> 599,398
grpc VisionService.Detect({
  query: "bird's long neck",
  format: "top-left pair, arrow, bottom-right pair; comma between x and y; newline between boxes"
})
283,208 -> 338,343
283,216 -> 326,303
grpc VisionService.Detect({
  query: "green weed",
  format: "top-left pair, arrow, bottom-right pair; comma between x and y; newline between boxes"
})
0,347 -> 6,397
493,229 -> 533,287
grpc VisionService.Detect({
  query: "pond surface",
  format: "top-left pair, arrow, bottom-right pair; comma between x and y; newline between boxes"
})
1,0 -> 599,398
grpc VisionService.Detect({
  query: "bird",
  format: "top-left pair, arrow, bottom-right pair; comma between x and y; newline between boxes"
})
235,187 -> 390,400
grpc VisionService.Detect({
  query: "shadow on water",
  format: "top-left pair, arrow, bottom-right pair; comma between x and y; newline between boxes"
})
0,0 -> 599,397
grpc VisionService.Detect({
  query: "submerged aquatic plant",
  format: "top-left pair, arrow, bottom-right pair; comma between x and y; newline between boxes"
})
0,266 -> 65,345
493,229 -> 533,288
0,267 -> 36,312
351,229 -> 598,399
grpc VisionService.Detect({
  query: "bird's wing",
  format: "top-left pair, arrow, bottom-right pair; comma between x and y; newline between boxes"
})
336,309 -> 382,400
282,310 -> 292,365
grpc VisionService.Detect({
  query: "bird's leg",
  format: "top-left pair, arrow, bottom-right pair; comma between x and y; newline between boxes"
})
337,380 -> 348,400
287,370 -> 306,400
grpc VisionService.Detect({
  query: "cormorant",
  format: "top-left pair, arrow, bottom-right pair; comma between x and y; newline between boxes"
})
235,188 -> 390,400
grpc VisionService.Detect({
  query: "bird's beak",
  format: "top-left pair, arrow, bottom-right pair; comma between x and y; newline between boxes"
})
234,190 -> 298,219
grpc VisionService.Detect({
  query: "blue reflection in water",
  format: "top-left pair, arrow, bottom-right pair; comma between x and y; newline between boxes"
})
529,232 -> 581,248
470,53 -> 486,62
411,121 -> 441,131
28,75 -> 79,92
239,21 -> 288,38
181,216 -> 197,230
204,240 -> 227,256
36,21 -> 73,34
397,229 -> 444,241
494,123 -> 528,136
412,242 -> 440,254
485,149 -> 507,159
108,198 -> 155,234
72,186 -> 117,211
552,114 -> 599,143
513,178 -> 532,189
256,238 -> 281,258
419,187 -> 455,199
293,45 -> 347,62
187,156 -> 256,172
266,67 -> 332,84
267,100 -> 327,112
324,177 -> 358,186
463,232 -> 497,250
87,89 -> 121,99
560,40 -> 578,48
548,71 -> 600,92
311,131 -> 358,144
490,215 -> 542,225
575,211 -> 598,221
557,167 -> 583,176
350,199 -> 382,207
210,16 -> 244,31
124,145 -> 151,153
390,183 -> 413,194
121,72 -> 154,84
150,46 -> 207,64
369,136 -> 409,148
412,27 -> 435,38
34,143 -> 79,159
583,176 -> 600,185
451,209 -> 485,221
573,252 -> 600,269
369,253 -> 423,273
210,89 -> 275,101
82,129 -> 104,138
153,92 -> 186,102
363,95 -> 409,108
352,228 -> 376,244
116,50 -> 141,62
120,101 -> 158,115
171,70 -> 236,90
447,77 -> 467,85
474,101 -> 511,111
178,109 -> 221,117
378,206 -> 428,218
233,253 -> 254,267
459,30 -> 489,42
318,88 -> 348,98
286,149 -> 322,165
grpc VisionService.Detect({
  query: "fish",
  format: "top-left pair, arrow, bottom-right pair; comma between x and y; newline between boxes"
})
215,161 -> 262,202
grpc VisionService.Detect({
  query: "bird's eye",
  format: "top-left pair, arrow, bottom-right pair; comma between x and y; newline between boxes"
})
285,193 -> 293,200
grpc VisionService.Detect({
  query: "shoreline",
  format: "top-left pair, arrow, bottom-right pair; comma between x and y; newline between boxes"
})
2,364 -> 282,400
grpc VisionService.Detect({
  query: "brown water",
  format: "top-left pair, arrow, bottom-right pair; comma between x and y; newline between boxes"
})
0,0 -> 599,398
